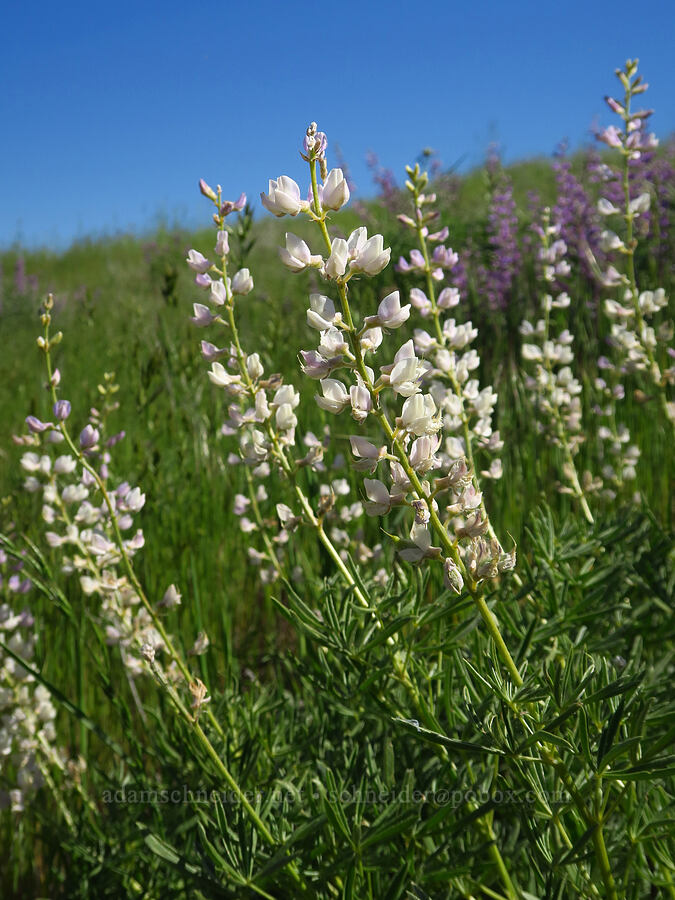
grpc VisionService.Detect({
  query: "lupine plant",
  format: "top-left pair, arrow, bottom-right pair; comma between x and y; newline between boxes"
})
0,60 -> 673,900
594,60 -> 674,431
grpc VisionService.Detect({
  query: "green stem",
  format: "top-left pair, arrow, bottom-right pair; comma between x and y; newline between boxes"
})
310,161 -> 525,688
220,261 -> 372,612
40,310 -> 303,879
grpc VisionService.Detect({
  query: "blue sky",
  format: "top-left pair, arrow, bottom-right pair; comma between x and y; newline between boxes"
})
2,0 -> 673,248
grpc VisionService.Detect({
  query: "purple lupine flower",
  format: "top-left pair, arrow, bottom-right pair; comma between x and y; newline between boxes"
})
552,143 -> 605,287
366,151 -> 398,211
53,400 -> 71,421
220,192 -> 246,217
80,424 -> 100,449
25,416 -> 53,433
475,151 -> 521,311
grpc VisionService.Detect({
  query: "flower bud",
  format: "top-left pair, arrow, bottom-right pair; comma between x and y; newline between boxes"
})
25,416 -> 53,433
443,558 -> 464,594
199,178 -> 218,202
53,400 -> 71,421
324,238 -> 349,279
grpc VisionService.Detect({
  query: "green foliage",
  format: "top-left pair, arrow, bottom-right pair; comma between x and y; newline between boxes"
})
0,150 -> 673,898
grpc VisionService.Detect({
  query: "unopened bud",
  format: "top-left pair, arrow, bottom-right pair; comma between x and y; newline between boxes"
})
53,400 -> 71,421
199,178 -> 218,202
443,558 -> 464,595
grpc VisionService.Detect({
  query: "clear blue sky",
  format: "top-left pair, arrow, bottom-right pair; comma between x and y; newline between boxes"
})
2,0 -> 673,249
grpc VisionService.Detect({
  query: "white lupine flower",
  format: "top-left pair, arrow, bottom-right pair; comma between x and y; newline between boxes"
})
349,381 -> 372,422
191,303 -> 215,327
316,379 -> 350,414
600,230 -> 624,252
80,575 -> 100,595
522,344 -> 543,361
300,350 -> 336,379
75,501 -> 101,525
398,394 -> 440,436
360,327 -> 383,353
45,531 -> 65,548
346,226 -> 367,257
231,268 -> 253,295
398,524 -> 441,563
349,233 -> 391,276
639,289 -> 667,313
598,198 -> 620,216
446,436 -> 465,459
275,403 -> 297,431
120,487 -> 145,513
481,459 -> 503,480
319,326 -> 350,359
413,329 -> 437,355
61,484 -> 88,504
410,288 -> 432,317
209,280 -> 227,306
604,299 -> 633,319
364,291 -> 410,330
324,237 -> 349,279
276,503 -> 301,531
437,286 -> 460,309
331,478 -> 350,496
409,435 -> 440,473
233,494 -> 250,516
443,319 -> 477,349
307,294 -> 341,330
20,453 -> 50,474
380,339 -> 415,376
349,436 -> 386,473
186,249 -> 211,273
389,355 -> 423,396
54,455 -> 77,475
261,176 -> 308,217
208,362 -> 243,391
246,353 -> 264,380
272,384 -> 299,409
601,265 -> 624,287
279,233 -> 322,272
363,479 -> 392,516
628,192 -> 650,214
321,168 -> 350,210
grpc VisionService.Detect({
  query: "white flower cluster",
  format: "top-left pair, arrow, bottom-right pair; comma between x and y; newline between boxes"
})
291,152 -> 514,589
190,179 -> 383,588
596,59 -> 675,427
520,216 -> 583,454
195,128 -> 517,597
0,569 -> 59,814
395,165 -> 503,482
18,416 -> 164,677
591,357 -> 640,499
